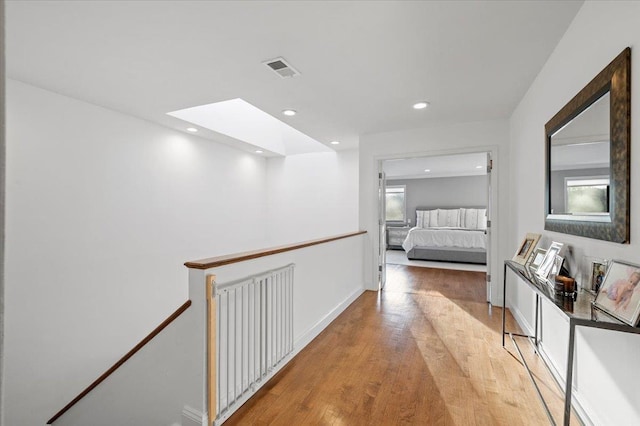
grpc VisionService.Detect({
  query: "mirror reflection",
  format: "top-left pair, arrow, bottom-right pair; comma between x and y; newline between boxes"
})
549,92 -> 610,217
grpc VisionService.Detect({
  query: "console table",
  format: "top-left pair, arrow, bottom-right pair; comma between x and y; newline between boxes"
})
502,260 -> 640,426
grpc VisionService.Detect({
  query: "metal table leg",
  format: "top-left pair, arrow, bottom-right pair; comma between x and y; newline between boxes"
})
564,319 -> 576,426
502,262 -> 507,347
510,332 -> 556,426
534,294 -> 540,352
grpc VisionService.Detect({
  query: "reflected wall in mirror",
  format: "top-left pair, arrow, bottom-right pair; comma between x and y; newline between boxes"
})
545,48 -> 630,243
550,92 -> 610,216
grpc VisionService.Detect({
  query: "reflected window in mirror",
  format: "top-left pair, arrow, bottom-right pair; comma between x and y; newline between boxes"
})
565,176 -> 610,214
544,48 -> 630,243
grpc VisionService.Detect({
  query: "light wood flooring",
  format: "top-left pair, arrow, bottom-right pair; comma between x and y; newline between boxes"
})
385,249 -> 487,272
225,264 -> 576,425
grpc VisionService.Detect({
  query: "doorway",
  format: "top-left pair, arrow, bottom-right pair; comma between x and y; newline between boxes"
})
377,151 -> 493,301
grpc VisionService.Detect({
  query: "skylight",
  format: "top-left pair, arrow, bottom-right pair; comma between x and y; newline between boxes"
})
167,99 -> 332,156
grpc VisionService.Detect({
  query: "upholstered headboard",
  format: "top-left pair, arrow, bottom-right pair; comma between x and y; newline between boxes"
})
415,206 -> 487,230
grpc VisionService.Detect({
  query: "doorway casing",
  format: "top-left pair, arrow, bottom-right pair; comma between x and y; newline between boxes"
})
373,145 -> 500,306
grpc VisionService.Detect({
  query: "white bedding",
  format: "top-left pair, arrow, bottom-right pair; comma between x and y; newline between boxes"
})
402,227 -> 487,252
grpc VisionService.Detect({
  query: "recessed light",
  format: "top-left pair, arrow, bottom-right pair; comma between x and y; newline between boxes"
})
282,109 -> 296,116
330,141 -> 340,145
413,101 -> 430,110
255,150 -> 264,154
424,169 -> 431,172
476,165 -> 483,169
186,127 -> 198,132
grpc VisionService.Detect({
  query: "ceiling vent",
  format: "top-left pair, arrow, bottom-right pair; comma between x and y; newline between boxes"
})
263,57 -> 300,78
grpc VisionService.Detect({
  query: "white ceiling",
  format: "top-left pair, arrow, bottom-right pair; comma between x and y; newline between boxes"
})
551,92 -> 610,170
383,152 -> 488,179
6,1 -> 583,153
167,98 -> 332,156
552,92 -> 609,143
551,141 -> 609,171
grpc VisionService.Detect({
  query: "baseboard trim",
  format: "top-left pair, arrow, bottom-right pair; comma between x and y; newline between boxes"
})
213,284 -> 365,426
364,280 -> 377,291
214,350 -> 296,425
508,303 -> 533,336
537,344 -> 598,426
508,303 -> 595,426
182,405 -> 204,426
293,285 -> 365,351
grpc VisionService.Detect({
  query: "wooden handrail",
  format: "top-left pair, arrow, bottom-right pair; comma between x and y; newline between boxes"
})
47,300 -> 192,424
184,230 -> 367,270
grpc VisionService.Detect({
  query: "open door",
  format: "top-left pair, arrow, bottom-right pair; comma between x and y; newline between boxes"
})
486,152 -> 493,302
378,170 -> 387,290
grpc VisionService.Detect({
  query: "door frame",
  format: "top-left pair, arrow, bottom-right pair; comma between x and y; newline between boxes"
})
377,169 -> 387,290
375,145 -> 500,305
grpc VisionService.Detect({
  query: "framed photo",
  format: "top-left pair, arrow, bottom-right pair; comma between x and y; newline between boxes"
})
590,261 -> 608,293
549,255 -> 565,282
536,241 -> 564,280
594,260 -> 640,326
527,248 -> 547,272
512,233 -> 541,265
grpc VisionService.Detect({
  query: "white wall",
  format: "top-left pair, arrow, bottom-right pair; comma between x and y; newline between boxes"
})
265,150 -> 359,246
4,80 -> 269,426
387,175 -> 488,225
359,119 -> 510,300
0,2 -> 6,424
55,300 -> 205,426
4,79 -> 362,425
52,210 -> 365,426
509,2 -> 640,424
55,258 -> 210,426
208,233 -> 366,354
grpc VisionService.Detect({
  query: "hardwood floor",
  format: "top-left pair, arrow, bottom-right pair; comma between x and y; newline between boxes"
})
224,264 -> 574,425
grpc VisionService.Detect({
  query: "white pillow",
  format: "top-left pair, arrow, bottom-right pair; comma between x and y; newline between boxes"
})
437,209 -> 460,227
416,210 -> 439,227
461,208 -> 479,229
477,209 -> 487,229
427,209 -> 439,227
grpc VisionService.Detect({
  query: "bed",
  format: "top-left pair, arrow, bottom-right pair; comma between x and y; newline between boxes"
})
401,207 -> 487,264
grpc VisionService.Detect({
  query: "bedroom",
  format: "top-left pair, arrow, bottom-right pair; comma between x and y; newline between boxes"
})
382,152 -> 490,290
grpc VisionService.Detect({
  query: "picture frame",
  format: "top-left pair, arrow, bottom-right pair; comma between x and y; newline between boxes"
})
512,233 -> 541,265
593,260 -> 640,326
526,248 -> 547,272
581,255 -> 606,292
590,260 -> 608,293
536,241 -> 564,280
549,255 -> 565,283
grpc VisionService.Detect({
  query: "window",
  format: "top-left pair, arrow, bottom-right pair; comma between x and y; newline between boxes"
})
385,185 -> 406,222
565,177 -> 610,214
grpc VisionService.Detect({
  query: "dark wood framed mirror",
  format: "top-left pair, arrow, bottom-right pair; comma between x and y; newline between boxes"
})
545,48 -> 630,243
